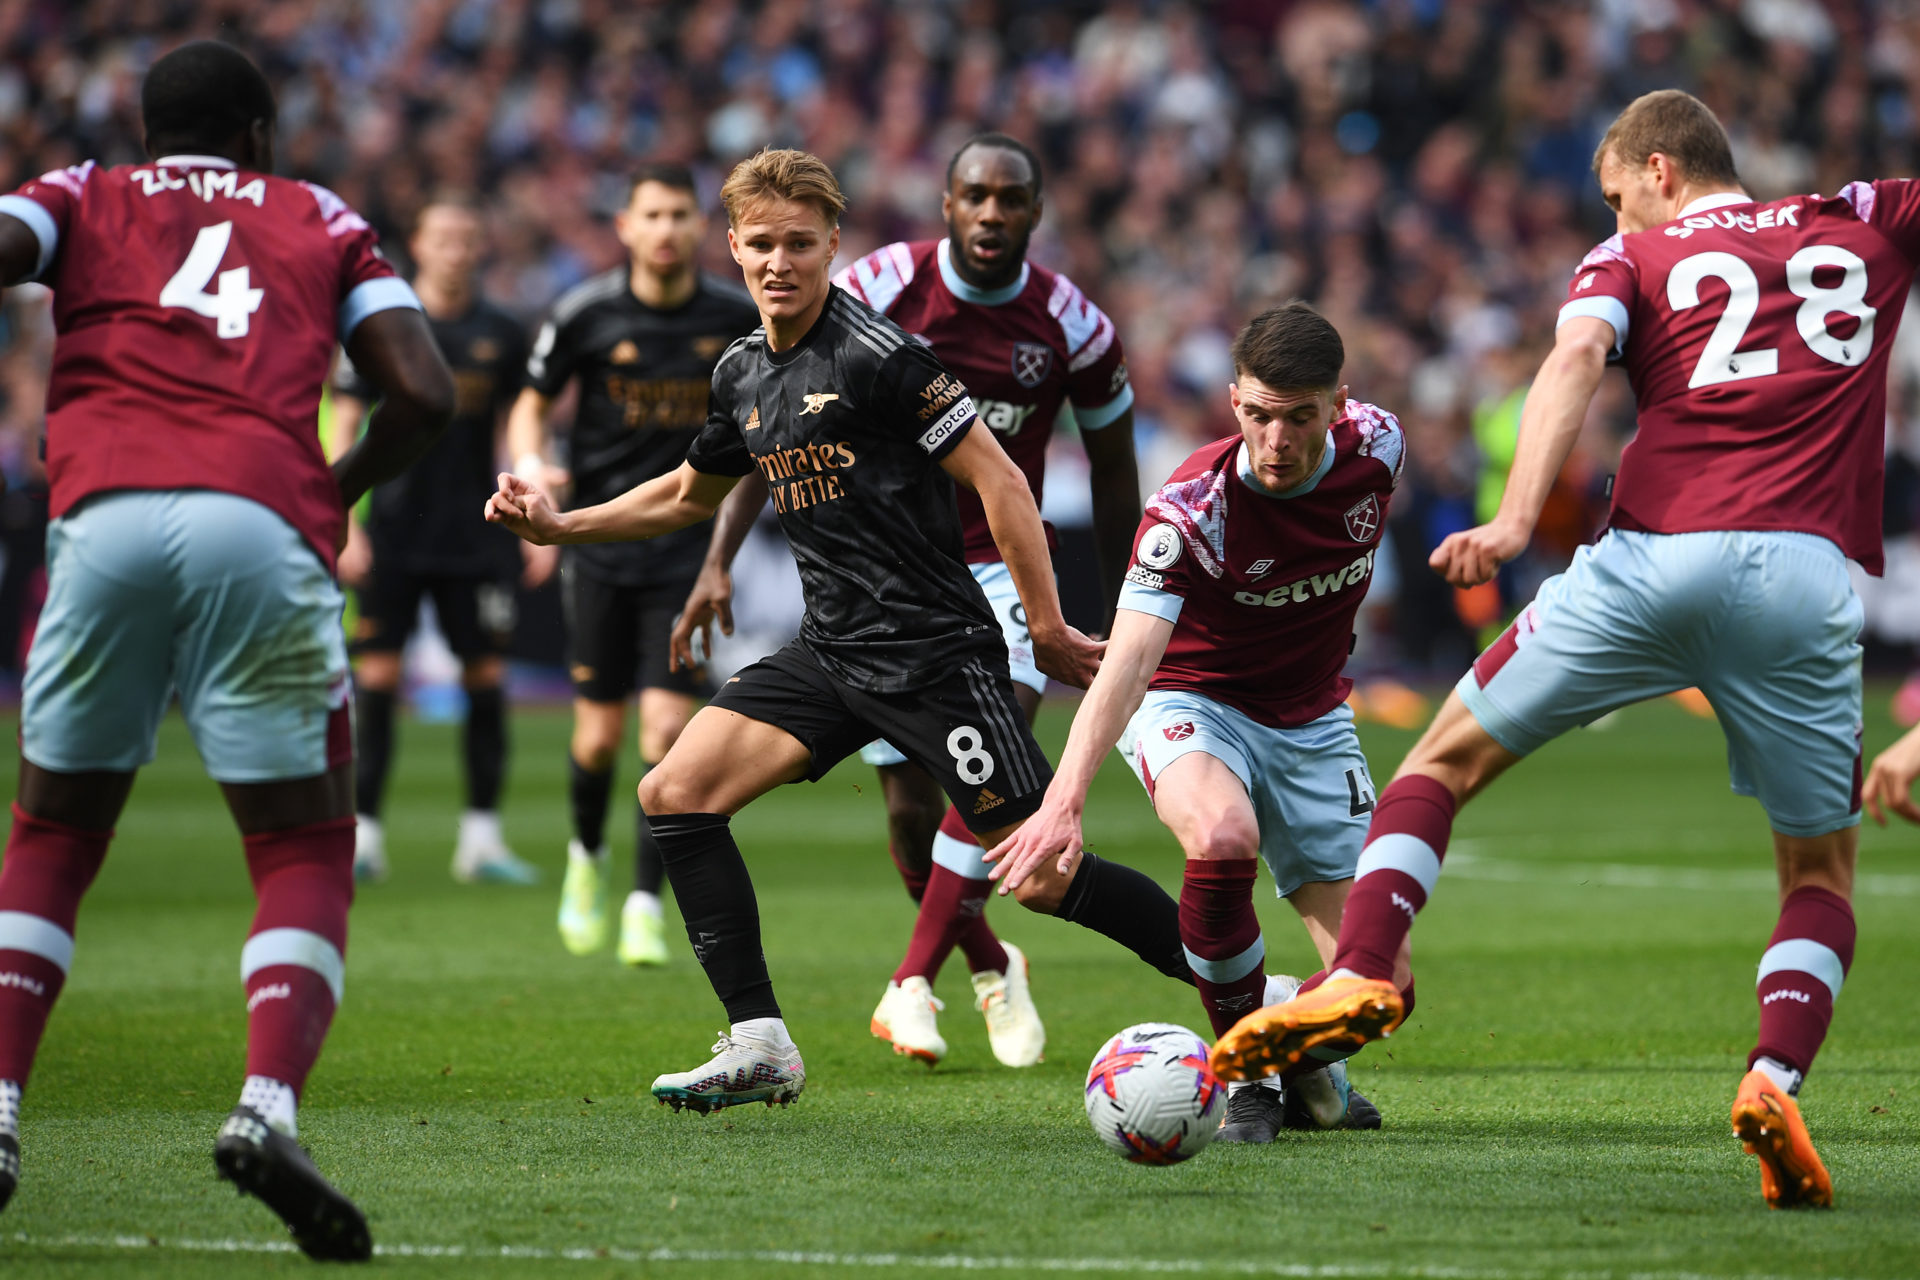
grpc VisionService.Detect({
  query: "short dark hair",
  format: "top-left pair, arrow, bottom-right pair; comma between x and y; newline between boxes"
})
1593,89 -> 1739,186
141,41 -> 276,154
628,162 -> 698,201
1231,302 -> 1345,391
947,133 -> 1043,199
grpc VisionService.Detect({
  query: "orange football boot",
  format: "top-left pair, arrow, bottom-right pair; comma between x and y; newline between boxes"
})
1731,1069 -> 1832,1209
1210,976 -> 1403,1083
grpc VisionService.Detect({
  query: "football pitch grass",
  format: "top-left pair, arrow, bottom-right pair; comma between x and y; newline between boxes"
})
1,695 -> 1917,1279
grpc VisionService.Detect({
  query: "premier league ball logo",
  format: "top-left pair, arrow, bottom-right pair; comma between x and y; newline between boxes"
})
1344,494 -> 1380,542
1012,342 -> 1052,388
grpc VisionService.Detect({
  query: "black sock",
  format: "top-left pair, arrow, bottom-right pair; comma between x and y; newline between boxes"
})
649,812 -> 780,1021
635,771 -> 665,896
353,686 -> 396,820
463,686 -> 507,812
1056,853 -> 1195,986
569,757 -> 613,852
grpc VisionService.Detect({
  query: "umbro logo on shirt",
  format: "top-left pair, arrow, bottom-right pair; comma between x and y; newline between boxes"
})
799,393 -> 840,415
744,406 -> 761,431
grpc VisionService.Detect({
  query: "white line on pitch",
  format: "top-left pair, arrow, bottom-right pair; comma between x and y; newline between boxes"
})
0,1232 -> 1874,1280
1445,849 -> 1920,896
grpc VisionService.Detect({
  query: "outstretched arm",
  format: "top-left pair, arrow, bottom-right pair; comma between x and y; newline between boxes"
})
986,608 -> 1173,892
1429,315 -> 1611,588
941,424 -> 1104,688
670,471 -> 770,671
486,460 -> 738,545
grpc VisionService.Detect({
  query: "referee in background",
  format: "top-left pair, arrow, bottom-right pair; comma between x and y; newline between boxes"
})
505,164 -> 760,965
331,193 -> 540,886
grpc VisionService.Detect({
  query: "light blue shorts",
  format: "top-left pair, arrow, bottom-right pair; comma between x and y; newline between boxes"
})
1119,691 -> 1375,898
1458,529 -> 1863,838
862,560 -> 1044,768
22,491 -> 350,783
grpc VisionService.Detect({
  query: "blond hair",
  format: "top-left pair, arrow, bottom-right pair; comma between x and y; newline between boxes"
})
1592,90 -> 1740,186
719,148 -> 846,228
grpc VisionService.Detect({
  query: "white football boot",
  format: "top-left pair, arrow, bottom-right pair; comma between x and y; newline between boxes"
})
451,811 -> 540,885
870,976 -> 947,1065
352,817 -> 387,884
971,941 -> 1045,1067
651,1033 -> 805,1113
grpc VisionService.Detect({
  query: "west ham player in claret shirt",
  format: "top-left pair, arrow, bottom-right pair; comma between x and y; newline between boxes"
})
672,134 -> 1142,1072
990,304 -> 1394,1143
1222,91 -> 1908,1210
489,149 -> 1202,1114
330,194 -> 539,888
0,43 -> 456,1256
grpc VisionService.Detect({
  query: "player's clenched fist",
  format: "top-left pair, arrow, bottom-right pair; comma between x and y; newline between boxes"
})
1429,518 -> 1531,589
1032,624 -> 1104,690
485,472 -> 566,545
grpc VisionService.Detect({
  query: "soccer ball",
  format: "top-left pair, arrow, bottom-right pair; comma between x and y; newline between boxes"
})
1083,1022 -> 1224,1165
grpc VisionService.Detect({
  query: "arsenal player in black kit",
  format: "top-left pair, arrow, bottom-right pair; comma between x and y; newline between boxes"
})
331,194 -> 537,888
488,148 -> 1200,1113
504,164 -> 760,965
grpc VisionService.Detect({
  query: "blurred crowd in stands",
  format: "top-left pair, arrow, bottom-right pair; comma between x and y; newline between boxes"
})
3,0 -> 1920,695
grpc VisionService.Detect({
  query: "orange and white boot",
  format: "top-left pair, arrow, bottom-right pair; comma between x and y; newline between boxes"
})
1210,976 -> 1403,1083
871,977 -> 946,1066
1731,1068 -> 1832,1209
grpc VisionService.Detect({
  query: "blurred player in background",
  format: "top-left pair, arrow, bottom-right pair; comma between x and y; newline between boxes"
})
674,134 -> 1140,1070
992,303 -> 1396,1142
490,149 -> 1199,1115
330,194 -> 537,887
1219,91 -> 1913,1210
505,165 -> 759,964
0,41 -> 452,1255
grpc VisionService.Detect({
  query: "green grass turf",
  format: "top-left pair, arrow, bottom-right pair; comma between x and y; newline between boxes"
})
1,692 -> 1918,1279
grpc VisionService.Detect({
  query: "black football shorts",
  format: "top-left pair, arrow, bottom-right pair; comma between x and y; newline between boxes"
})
354,568 -> 516,660
708,638 -> 1051,834
562,565 -> 710,703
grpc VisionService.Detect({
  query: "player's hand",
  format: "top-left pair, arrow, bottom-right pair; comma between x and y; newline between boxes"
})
485,472 -> 568,545
520,539 -> 559,589
336,520 -> 372,589
670,561 -> 734,672
1863,724 -> 1920,826
1429,517 -> 1531,589
984,790 -> 1085,894
1031,623 -> 1105,690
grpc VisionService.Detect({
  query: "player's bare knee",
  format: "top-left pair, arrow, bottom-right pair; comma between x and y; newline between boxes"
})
635,766 -> 687,816
1774,827 -> 1857,900
460,656 -> 505,690
1012,870 -> 1067,915
1188,813 -> 1259,863
352,653 -> 402,693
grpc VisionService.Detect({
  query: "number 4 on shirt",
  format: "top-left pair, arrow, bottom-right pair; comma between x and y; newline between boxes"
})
159,221 -> 263,339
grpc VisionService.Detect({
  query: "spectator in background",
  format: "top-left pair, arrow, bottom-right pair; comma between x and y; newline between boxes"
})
2,0 -> 1919,682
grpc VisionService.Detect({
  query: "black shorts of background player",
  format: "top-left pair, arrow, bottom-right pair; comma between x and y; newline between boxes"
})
503,164 -> 760,964
487,149 -> 1199,1114
330,194 -> 537,888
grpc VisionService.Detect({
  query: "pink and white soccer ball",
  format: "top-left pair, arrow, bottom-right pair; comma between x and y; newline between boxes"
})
1083,1022 -> 1225,1164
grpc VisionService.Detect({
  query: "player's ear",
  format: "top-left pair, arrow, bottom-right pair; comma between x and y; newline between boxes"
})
1331,384 -> 1349,416
941,189 -> 953,223
826,224 -> 840,263
727,225 -> 743,266
247,119 -> 274,174
1030,193 -> 1043,230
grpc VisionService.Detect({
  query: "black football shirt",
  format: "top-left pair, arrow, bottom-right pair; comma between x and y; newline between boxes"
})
336,297 -> 527,578
527,268 -> 761,588
687,289 -> 1003,692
